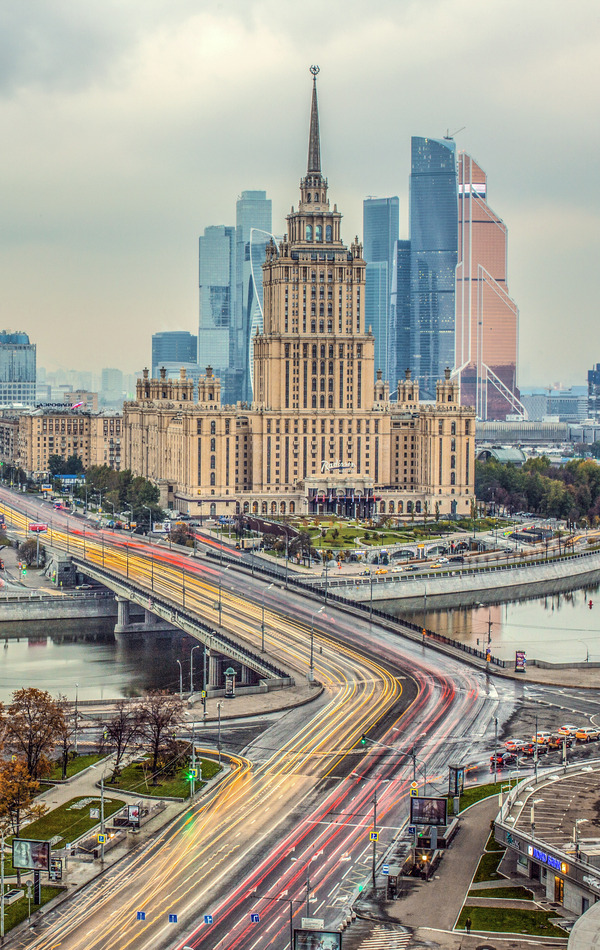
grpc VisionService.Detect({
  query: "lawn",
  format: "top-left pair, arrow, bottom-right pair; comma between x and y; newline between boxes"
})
0,886 -> 63,934
472,851 -> 505,884
107,757 -> 221,799
453,782 -> 500,811
456,906 -> 568,937
485,831 -> 505,852
469,885 -> 534,900
46,754 -> 105,782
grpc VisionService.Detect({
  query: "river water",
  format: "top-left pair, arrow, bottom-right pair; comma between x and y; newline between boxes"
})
0,619 -> 194,702
394,579 -> 600,664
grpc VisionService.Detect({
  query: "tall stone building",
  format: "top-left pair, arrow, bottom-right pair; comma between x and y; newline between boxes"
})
124,70 -> 475,521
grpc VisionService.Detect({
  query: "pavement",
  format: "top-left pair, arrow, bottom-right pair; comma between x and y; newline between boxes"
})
344,795 -> 570,949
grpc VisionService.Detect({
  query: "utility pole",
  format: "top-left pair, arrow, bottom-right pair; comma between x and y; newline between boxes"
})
371,785 -> 378,887
493,717 -> 498,783
100,775 -> 105,864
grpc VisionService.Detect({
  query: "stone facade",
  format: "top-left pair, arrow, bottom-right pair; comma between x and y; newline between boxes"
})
16,410 -> 122,474
122,72 -> 475,520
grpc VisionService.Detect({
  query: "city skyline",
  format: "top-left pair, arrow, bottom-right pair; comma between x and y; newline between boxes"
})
0,0 -> 597,386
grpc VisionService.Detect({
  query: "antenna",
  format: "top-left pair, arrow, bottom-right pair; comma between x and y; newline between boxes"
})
444,126 -> 466,140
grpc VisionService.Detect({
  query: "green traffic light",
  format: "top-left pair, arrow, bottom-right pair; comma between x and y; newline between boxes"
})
360,734 -> 367,745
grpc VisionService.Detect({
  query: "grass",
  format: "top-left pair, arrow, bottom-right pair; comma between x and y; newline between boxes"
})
456,906 -> 568,937
472,851 -> 504,883
107,757 -> 221,799
453,782 -> 500,811
46,754 -> 104,782
0,886 -> 63,934
469,885 -> 534,900
485,831 -> 505,852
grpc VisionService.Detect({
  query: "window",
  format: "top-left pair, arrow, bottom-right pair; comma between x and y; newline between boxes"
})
210,421 -> 216,435
316,225 -> 322,242
326,225 -> 332,242
306,224 -> 313,241
451,455 -> 456,469
450,471 -> 456,485
451,422 -> 456,435
210,473 -> 215,486
210,438 -> 216,451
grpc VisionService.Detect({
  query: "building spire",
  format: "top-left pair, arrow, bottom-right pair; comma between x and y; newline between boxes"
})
307,65 -> 321,175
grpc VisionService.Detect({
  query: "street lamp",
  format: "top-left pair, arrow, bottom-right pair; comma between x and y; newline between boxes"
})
261,583 -> 274,652
176,659 -> 183,699
214,565 -> 231,627
142,504 -> 152,534
530,798 -> 544,841
190,644 -> 201,694
74,683 -> 79,754
217,701 -> 223,766
574,818 -> 588,859
308,606 -> 325,682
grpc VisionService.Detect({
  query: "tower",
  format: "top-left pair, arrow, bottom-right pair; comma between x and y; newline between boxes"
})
363,197 -> 399,383
198,224 -> 236,400
455,152 -> 522,420
235,190 -> 272,403
409,136 -> 458,400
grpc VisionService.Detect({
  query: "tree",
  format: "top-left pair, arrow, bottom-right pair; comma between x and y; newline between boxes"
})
64,454 -> 84,475
99,701 -> 143,782
48,454 -> 66,476
137,692 -> 184,783
55,696 -> 78,780
170,524 -> 190,547
0,761 -> 46,883
2,688 -> 66,780
19,538 -> 46,567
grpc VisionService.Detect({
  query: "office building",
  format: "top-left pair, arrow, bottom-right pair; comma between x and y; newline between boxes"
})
63,390 -> 99,412
409,137 -> 458,400
235,191 -> 273,403
198,224 -> 236,398
124,71 -> 475,520
0,331 -> 36,406
151,332 -> 197,378
389,239 -> 412,395
363,197 -> 399,384
454,152 -> 522,420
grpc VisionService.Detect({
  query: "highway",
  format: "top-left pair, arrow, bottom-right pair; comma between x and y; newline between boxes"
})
0,489 -> 568,948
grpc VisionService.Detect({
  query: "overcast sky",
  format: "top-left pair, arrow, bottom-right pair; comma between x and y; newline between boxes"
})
0,0 -> 598,387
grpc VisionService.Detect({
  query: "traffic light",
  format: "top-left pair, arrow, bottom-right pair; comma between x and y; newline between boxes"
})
361,734 -> 367,745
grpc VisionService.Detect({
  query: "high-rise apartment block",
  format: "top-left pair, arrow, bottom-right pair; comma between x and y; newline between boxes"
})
409,137 -> 458,400
454,152 -> 521,420
0,331 -> 36,406
124,71 -> 475,520
152,331 -> 197,378
363,197 -> 399,384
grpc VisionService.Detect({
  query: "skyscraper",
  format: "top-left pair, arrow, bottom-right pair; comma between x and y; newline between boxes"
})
363,197 -> 399,382
152,331 -> 197,377
389,239 -> 411,392
409,136 -> 458,399
198,224 -> 236,399
455,152 -> 522,420
0,330 -> 36,406
235,190 -> 272,403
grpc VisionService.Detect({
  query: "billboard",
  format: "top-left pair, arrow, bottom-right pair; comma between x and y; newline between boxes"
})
410,796 -> 448,827
128,804 -> 140,826
294,932 -> 341,950
515,650 -> 526,673
12,838 -> 51,871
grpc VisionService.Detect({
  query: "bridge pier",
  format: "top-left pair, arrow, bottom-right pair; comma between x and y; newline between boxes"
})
114,596 -> 179,641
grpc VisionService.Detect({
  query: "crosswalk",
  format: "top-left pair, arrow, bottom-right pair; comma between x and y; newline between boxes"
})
356,925 -> 412,948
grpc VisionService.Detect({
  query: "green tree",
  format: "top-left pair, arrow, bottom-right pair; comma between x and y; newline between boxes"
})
19,538 -> 45,567
48,454 -> 66,476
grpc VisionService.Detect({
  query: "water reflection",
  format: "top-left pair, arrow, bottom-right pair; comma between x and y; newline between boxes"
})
398,580 -> 600,663
0,619 -> 194,701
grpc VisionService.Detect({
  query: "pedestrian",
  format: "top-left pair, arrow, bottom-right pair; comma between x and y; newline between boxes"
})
465,916 -> 472,934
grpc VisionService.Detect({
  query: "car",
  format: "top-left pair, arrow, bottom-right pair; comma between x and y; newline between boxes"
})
359,569 -> 370,576
448,555 -> 465,563
557,724 -> 580,737
547,734 -> 573,750
375,568 -> 387,575
532,732 -> 552,745
504,738 -> 525,753
106,520 -> 115,528
437,557 -> 449,564
575,727 -> 600,742
521,742 -> 547,757
490,752 -> 517,767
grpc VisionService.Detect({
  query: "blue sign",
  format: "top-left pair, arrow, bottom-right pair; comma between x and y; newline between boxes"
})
136,911 -> 146,921
408,825 -> 416,836
532,846 -> 563,871
250,913 -> 260,923
382,865 -> 389,875
168,914 -> 178,923
204,915 -> 213,925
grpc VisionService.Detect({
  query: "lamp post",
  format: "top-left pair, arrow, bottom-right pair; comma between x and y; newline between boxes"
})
574,818 -> 588,859
217,701 -> 223,766
190,644 -> 201,694
176,659 -> 183,699
216,565 -> 231,627
74,683 -> 79,755
369,569 -> 373,621
142,504 -> 152,535
530,798 -> 544,842
308,606 -> 325,682
261,583 -> 274,652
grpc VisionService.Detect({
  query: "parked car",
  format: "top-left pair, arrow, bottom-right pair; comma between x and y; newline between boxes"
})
557,724 -> 580,737
490,752 -> 517,767
575,727 -> 600,742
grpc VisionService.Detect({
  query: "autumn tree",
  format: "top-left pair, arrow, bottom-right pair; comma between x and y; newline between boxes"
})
169,524 -> 190,547
99,700 -> 143,782
3,688 -> 66,779
137,692 -> 184,783
55,695 -> 79,780
0,761 -> 46,883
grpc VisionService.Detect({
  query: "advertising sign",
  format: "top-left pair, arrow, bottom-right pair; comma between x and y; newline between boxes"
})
12,839 -> 51,871
128,804 -> 140,826
515,650 -> 526,673
294,931 -> 342,950
409,796 -> 448,827
49,857 -> 63,882
29,523 -> 48,533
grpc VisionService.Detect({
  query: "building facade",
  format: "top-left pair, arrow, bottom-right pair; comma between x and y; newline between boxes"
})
123,72 -> 475,520
454,152 -> 522,420
409,137 -> 458,400
389,239 -> 412,394
235,191 -> 273,403
363,197 -> 399,385
152,332 -> 197,378
0,331 -> 36,407
17,410 -> 122,474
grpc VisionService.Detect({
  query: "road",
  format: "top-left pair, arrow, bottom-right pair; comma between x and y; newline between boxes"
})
0,489 -> 597,949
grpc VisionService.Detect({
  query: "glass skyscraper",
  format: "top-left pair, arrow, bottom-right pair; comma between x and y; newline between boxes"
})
363,197 -> 399,383
0,330 -> 36,406
235,191 -> 272,403
198,224 -> 236,399
152,331 -> 197,378
388,239 -> 411,392
409,136 -> 458,399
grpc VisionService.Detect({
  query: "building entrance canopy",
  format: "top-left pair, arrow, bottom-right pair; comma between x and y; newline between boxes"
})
301,475 -> 375,518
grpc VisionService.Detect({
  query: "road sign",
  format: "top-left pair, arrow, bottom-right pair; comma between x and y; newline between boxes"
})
409,788 -> 419,797
408,825 -> 416,836
136,911 -> 146,921
410,781 -> 418,789
97,833 -> 106,844
301,917 -> 325,930
169,914 -> 178,923
189,768 -> 198,778
370,831 -> 379,841
201,690 -> 207,698
382,864 -> 389,875
204,915 -> 213,924
250,913 -> 260,923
